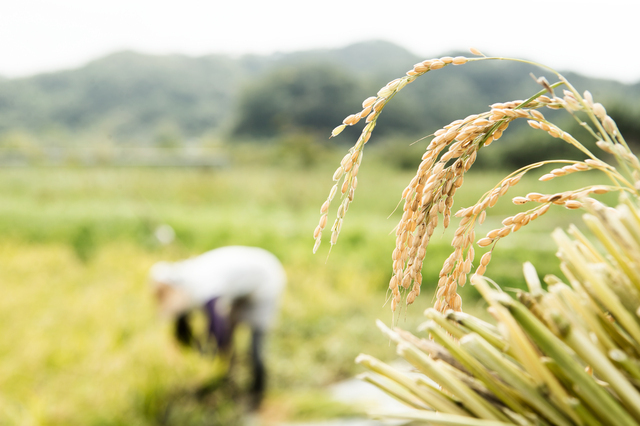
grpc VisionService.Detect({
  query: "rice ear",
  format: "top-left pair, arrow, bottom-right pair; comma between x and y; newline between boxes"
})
316,51 -> 639,315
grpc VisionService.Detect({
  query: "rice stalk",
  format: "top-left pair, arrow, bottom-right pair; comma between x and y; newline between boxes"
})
314,50 -> 640,425
315,49 -> 640,314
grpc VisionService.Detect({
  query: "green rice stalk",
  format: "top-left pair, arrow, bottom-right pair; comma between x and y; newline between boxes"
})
460,334 -> 573,426
393,326 -> 469,373
549,284 -> 620,355
608,349 -> 640,383
397,341 -> 510,422
430,361 -> 504,409
444,310 -> 510,354
368,410 -> 518,426
538,359 -> 604,426
355,353 -> 469,415
557,261 -> 640,356
498,293 -> 638,426
557,323 -> 640,420
553,228 -> 640,343
581,213 -> 640,291
522,262 -> 543,297
474,281 -> 579,420
423,308 -> 470,340
371,410 -> 524,426
422,320 -> 532,418
620,196 -> 640,246
357,372 -> 431,410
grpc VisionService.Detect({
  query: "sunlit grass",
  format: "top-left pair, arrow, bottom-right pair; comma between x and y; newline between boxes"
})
0,241 -> 213,424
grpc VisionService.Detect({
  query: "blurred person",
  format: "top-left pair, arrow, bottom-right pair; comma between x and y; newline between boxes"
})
149,246 -> 286,407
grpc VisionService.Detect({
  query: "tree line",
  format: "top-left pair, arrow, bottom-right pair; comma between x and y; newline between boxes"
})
0,41 -> 638,169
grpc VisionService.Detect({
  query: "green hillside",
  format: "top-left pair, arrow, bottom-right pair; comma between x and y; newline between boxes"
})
0,40 -> 638,152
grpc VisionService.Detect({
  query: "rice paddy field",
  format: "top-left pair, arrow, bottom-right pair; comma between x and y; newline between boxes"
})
0,142 -> 616,425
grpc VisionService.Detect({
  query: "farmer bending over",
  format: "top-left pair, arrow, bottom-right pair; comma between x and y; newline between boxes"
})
150,246 -> 286,407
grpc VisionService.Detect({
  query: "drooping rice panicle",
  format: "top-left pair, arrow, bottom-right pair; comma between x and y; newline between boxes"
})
317,50 -> 640,315
314,55 -> 479,254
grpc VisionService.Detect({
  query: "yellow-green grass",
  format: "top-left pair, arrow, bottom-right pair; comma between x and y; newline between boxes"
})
0,150 -> 612,424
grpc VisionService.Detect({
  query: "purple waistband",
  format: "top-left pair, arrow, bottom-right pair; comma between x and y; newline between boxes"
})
204,297 -> 233,351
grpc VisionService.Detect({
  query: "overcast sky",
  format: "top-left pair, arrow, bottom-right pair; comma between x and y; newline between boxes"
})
2,0 -> 639,83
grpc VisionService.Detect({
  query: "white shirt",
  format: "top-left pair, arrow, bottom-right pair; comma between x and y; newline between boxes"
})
150,246 -> 286,329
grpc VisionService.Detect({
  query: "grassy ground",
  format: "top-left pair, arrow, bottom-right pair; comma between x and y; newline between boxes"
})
0,143 -> 615,425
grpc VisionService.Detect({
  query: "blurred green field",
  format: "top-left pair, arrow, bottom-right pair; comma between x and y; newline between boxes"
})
0,142 -> 616,425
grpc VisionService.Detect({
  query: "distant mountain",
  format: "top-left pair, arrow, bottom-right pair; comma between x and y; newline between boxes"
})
0,50 -> 248,139
0,40 -> 638,144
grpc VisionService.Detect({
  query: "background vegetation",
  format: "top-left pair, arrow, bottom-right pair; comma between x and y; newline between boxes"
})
1,40 -> 639,167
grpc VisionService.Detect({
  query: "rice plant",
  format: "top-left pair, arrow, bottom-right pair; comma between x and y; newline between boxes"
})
315,49 -> 640,424
315,48 -> 638,313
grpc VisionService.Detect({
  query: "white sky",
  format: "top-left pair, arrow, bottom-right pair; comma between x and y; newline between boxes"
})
2,0 -> 639,83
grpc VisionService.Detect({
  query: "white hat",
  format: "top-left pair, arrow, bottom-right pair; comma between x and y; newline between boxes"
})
149,261 -> 179,286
